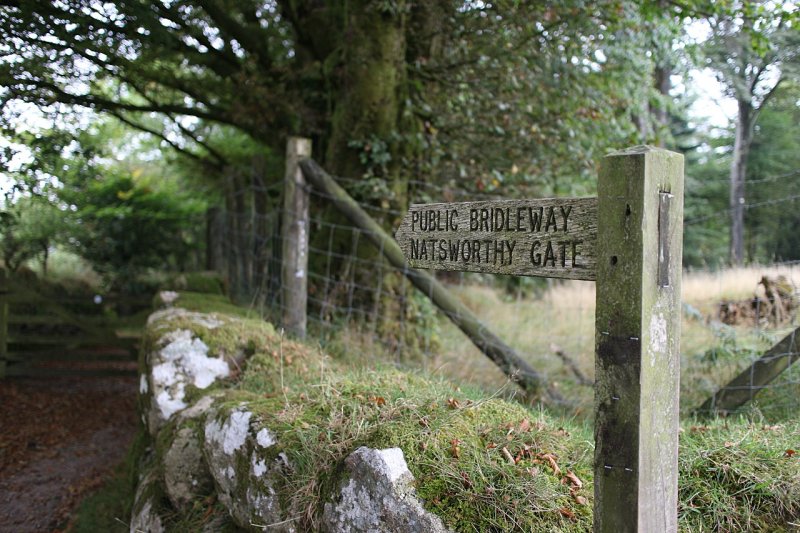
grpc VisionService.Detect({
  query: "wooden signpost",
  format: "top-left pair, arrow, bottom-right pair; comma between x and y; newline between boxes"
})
395,197 -> 597,280
396,146 -> 684,533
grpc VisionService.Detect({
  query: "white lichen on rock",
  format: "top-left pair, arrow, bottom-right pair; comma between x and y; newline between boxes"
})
206,409 -> 251,455
160,331 -> 228,388
323,447 -> 452,533
147,328 -> 230,429
203,409 -> 294,532
370,447 -> 410,483
256,427 -> 276,448
204,407 -> 253,502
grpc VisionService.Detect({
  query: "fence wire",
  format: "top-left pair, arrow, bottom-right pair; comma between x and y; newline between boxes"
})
208,166 -> 800,419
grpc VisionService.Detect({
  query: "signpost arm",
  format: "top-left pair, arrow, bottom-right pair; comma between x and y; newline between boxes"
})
299,158 -> 560,401
594,146 -> 684,532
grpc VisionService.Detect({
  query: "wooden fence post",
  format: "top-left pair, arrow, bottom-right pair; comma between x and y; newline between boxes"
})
0,268 -> 8,378
594,146 -> 684,532
281,137 -> 312,338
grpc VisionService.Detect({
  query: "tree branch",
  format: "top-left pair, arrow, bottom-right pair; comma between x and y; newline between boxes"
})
9,79 -> 234,126
195,0 -> 274,75
108,109 -> 222,169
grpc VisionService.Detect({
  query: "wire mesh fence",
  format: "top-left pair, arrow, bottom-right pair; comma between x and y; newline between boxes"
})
207,158 -> 800,419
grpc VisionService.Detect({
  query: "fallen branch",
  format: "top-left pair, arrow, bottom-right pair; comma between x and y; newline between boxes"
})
550,343 -> 593,386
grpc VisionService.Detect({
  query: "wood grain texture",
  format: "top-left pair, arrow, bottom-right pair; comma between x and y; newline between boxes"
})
593,146 -> 684,533
281,137 -> 312,339
395,198 -> 597,280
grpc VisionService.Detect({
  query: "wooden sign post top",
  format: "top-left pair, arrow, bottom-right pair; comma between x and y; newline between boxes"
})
395,197 -> 598,280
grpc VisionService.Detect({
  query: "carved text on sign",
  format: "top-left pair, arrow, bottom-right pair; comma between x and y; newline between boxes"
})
396,198 -> 597,280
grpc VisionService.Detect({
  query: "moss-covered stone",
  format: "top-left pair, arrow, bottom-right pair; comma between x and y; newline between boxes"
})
323,446 -> 450,532
164,425 -> 213,511
160,291 -> 258,318
164,272 -> 227,296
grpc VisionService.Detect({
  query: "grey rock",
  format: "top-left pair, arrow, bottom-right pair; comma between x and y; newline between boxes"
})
144,327 -> 230,436
323,447 -> 451,533
164,426 -> 213,511
129,500 -> 164,533
203,409 -> 294,532
130,452 -> 165,533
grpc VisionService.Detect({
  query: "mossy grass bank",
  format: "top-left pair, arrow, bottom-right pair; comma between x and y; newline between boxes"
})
71,290 -> 800,532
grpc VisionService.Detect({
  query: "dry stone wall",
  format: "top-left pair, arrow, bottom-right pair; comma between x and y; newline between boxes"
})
131,292 -> 453,532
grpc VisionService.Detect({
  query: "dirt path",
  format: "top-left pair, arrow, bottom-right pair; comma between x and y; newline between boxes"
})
0,372 -> 138,533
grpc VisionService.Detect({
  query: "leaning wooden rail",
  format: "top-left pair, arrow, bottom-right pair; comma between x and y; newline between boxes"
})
298,157 -> 559,402
696,326 -> 800,415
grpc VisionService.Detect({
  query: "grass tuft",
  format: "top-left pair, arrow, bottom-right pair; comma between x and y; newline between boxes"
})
678,417 -> 800,532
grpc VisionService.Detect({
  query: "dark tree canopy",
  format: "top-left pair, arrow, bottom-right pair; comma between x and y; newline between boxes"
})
0,0 -> 675,198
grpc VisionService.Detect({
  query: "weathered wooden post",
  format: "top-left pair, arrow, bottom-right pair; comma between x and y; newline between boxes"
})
281,137 -> 312,338
594,146 -> 684,532
0,268 -> 8,379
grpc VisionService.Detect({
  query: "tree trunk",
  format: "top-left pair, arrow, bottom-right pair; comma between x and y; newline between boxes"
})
281,1 -> 451,357
324,1 -> 407,183
205,207 -> 224,272
299,2 -> 414,333
223,171 -> 242,298
650,63 -> 671,147
251,154 -> 270,308
234,169 -> 253,299
729,100 -> 753,266
40,241 -> 49,277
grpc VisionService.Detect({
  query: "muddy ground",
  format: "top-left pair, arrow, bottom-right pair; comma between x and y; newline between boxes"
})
0,370 -> 138,533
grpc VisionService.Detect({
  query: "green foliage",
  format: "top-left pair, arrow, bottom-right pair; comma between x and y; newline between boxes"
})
745,82 -> 800,262
1,116 -> 209,291
698,1 -> 800,264
699,323 -> 758,364
682,81 -> 800,267
62,173 -> 204,290
702,1 -> 800,106
0,195 -> 65,272
0,1 -> 680,196
410,1 -> 660,198
23,248 -> 103,290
